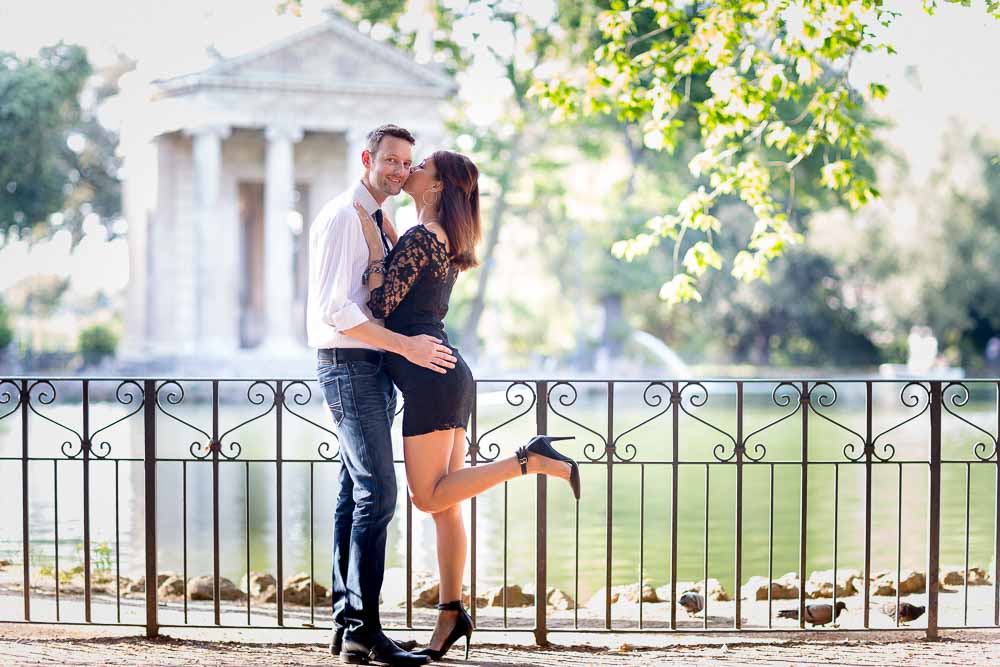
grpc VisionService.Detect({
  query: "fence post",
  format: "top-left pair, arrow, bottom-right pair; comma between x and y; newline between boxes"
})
20,379 -> 30,622
534,381 -> 548,646
927,380 -> 942,640
143,379 -> 159,638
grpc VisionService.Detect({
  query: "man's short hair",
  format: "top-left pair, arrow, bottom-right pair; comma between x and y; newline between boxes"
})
366,124 -> 416,156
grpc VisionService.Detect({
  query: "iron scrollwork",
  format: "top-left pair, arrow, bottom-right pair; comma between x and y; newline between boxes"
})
213,381 -> 278,460
737,382 -> 804,463
807,382 -> 868,461
282,380 -> 340,461
609,382 -> 672,462
677,382 -> 739,462
865,382 -> 930,462
943,382 -> 998,461
0,380 -> 21,423
547,381 -> 606,462
155,381 -> 214,459
474,382 -> 536,463
26,380 -> 85,458
87,380 -> 146,459
810,381 -> 929,462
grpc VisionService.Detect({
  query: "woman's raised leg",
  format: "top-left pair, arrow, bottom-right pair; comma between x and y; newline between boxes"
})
403,430 -> 570,515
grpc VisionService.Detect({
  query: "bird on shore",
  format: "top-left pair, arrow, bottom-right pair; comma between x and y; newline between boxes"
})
678,591 -> 705,616
879,601 -> 925,624
777,601 -> 847,626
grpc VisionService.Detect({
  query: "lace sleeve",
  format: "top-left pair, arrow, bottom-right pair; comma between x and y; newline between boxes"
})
368,230 -> 431,319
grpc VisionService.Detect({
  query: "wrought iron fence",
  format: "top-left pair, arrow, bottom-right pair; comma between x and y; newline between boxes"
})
1,377 -> 999,643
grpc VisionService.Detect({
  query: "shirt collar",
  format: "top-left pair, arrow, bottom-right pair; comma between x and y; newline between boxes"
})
352,180 -> 381,215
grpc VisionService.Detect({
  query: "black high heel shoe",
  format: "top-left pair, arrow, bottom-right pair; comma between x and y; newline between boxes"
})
413,600 -> 473,662
517,435 -> 580,500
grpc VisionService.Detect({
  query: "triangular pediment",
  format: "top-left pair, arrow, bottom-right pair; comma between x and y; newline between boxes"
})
160,14 -> 452,95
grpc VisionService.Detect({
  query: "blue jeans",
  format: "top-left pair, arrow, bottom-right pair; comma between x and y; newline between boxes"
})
318,355 -> 397,642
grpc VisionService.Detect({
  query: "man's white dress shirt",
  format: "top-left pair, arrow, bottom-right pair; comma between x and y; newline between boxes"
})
306,181 -> 389,350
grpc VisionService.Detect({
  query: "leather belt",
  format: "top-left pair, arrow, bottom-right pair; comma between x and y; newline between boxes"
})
317,348 -> 383,364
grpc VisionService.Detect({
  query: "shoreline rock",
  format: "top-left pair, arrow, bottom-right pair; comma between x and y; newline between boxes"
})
870,569 -> 924,597
8,564 -> 999,611
807,569 -> 862,599
240,572 -> 277,599
940,566 -> 989,587
587,582 -> 658,610
742,572 -> 799,601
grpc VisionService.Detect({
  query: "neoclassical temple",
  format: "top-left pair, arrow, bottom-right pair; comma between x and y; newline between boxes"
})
119,13 -> 453,369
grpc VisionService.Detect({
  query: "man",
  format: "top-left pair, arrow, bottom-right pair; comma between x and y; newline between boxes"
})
307,124 -> 455,665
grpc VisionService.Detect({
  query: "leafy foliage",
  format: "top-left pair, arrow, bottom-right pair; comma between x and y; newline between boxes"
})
78,322 -> 117,365
0,298 -> 13,351
532,0 -> 1000,305
0,43 -> 122,241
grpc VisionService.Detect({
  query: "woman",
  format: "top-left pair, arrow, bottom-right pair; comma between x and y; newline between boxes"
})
355,150 -> 580,661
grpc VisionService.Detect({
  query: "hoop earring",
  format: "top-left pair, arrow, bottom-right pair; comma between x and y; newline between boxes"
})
422,190 -> 438,207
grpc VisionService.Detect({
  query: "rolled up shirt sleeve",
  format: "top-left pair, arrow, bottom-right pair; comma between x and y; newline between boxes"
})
311,206 -> 371,332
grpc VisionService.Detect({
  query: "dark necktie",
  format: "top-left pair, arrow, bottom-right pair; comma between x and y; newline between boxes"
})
373,209 -> 391,255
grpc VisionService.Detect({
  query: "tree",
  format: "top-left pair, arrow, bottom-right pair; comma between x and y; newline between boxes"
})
0,298 -> 13,353
0,43 -> 123,242
78,322 -> 118,366
533,0 -> 1000,305
883,132 -> 1000,367
664,206 -> 882,366
528,1 -> 889,366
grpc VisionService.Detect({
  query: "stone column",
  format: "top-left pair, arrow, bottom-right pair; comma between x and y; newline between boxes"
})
343,126 -> 369,191
186,124 -> 234,354
262,124 -> 304,352
120,135 -> 153,358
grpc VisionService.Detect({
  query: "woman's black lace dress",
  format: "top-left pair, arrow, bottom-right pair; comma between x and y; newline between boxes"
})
368,224 -> 474,437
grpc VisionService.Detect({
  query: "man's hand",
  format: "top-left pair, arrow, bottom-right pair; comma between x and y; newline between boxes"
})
402,334 -> 457,374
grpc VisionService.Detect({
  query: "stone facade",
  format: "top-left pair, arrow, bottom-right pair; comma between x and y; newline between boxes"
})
120,13 -> 452,372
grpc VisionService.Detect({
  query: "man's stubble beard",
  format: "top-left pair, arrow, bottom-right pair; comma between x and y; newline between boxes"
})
377,174 -> 403,197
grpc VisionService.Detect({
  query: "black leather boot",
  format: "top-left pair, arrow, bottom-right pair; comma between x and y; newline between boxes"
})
340,632 -> 431,666
332,627 -> 418,656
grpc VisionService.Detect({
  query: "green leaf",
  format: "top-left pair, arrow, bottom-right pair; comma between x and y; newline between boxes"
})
868,82 -> 889,101
682,241 -> 724,276
658,273 -> 702,305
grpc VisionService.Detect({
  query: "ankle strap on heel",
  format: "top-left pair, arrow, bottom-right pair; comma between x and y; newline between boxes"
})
515,447 -> 528,475
436,600 -> 465,611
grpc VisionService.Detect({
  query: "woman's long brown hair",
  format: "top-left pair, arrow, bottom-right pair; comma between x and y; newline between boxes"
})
432,150 -> 481,271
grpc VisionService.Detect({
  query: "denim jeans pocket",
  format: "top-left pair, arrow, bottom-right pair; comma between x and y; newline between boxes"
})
319,373 -> 346,426
347,358 -> 382,378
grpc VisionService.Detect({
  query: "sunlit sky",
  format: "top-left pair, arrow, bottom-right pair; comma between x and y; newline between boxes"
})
1,0 -> 999,299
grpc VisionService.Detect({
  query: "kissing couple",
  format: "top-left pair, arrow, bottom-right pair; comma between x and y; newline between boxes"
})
306,123 -> 582,665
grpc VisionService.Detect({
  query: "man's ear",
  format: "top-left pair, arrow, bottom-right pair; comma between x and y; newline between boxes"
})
361,149 -> 371,170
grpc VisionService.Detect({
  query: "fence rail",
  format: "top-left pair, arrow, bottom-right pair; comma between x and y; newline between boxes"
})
1,376 -> 999,642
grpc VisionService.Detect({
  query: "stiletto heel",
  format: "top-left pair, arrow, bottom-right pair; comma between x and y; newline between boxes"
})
413,600 -> 473,662
516,435 -> 581,500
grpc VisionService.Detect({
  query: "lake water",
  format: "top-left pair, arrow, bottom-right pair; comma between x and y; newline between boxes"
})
1,379 -> 997,607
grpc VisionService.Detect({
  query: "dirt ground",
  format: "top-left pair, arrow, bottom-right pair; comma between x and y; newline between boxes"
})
2,622 -> 1000,666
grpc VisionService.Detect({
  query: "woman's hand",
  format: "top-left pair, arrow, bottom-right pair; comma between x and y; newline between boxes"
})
354,201 -> 385,260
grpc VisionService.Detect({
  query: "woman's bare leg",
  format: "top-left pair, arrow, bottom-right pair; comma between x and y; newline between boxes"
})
403,430 -> 570,515
403,428 -> 572,651
427,428 -> 468,650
